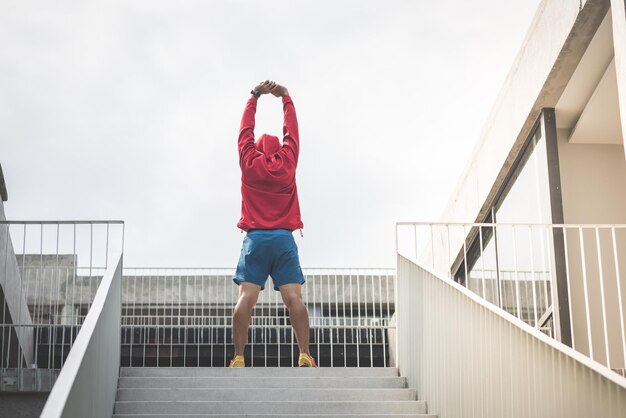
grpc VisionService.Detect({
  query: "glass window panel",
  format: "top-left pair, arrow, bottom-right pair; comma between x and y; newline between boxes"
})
495,128 -> 551,224
467,232 -> 499,305
494,126 -> 553,326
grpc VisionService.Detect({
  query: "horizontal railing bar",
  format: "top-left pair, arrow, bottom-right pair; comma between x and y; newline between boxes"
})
18,267 -> 108,271
396,221 -> 626,228
123,267 -> 395,272
0,220 -> 124,225
0,324 -> 393,329
120,314 -> 391,317
0,324 -> 82,328
118,324 -> 393,330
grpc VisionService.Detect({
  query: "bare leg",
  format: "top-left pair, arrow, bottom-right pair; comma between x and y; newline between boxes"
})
232,282 -> 261,356
279,283 -> 311,355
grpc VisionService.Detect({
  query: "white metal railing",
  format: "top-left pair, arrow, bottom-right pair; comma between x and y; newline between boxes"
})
396,222 -> 626,372
0,221 -> 124,391
396,255 -> 626,418
121,268 -> 395,367
40,253 -> 123,418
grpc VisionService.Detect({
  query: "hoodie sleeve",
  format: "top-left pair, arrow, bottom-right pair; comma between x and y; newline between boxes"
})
238,97 -> 257,167
281,95 -> 299,164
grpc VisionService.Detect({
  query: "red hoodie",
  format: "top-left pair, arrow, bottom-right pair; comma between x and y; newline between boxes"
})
237,95 -> 303,232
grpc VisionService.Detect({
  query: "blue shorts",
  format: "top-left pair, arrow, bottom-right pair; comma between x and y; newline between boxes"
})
234,229 -> 305,291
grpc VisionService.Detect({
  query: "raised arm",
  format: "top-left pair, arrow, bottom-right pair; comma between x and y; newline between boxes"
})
238,81 -> 276,166
271,84 -> 299,163
238,97 -> 257,167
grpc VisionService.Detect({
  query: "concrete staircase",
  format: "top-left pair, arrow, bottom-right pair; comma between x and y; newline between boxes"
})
112,367 -> 435,417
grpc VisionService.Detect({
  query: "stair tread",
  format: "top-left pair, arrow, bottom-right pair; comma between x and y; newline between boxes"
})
114,400 -> 425,403
118,376 -> 407,389
112,415 -> 437,418
119,367 -> 398,377
116,387 -> 416,401
113,400 -> 428,414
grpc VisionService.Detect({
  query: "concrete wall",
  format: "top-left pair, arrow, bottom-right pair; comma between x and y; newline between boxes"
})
557,131 -> 626,223
557,128 -> 626,367
0,393 -> 49,418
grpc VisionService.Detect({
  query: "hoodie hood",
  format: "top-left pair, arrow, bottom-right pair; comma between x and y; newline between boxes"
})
255,134 -> 281,156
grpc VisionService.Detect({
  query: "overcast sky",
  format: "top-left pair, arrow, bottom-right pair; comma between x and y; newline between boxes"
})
1,0 -> 542,268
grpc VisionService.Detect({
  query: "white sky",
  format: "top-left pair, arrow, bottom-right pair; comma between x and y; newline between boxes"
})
1,0 -> 542,268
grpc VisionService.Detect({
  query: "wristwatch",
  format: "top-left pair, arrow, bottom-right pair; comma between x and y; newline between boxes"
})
250,89 -> 261,99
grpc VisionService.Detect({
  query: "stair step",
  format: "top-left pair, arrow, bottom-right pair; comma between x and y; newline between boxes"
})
113,400 -> 428,415
119,367 -> 399,377
112,415 -> 437,418
118,376 -> 407,389
116,387 -> 416,401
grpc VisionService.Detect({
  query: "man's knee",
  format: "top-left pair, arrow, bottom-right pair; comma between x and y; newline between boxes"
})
238,293 -> 258,310
237,283 -> 260,310
280,286 -> 303,310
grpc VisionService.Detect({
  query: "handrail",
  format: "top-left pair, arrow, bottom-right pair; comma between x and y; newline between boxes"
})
396,221 -> 626,372
397,221 -> 626,227
405,256 -> 626,388
123,267 -> 395,272
396,255 -> 626,417
0,220 -> 124,224
40,253 -> 123,418
1,220 -> 125,396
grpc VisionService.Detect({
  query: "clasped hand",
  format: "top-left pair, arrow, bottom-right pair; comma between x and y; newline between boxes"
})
253,80 -> 289,97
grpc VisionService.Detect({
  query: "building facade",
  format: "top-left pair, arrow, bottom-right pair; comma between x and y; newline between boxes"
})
435,0 -> 626,370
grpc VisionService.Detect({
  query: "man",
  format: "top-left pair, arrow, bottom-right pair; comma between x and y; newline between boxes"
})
230,80 -> 316,368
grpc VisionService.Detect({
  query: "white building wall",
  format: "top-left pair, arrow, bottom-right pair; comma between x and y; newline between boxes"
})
610,0 -> 626,162
557,129 -> 626,368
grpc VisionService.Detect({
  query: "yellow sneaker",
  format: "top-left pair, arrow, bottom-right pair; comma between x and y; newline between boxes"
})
298,353 -> 317,367
229,355 -> 245,368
